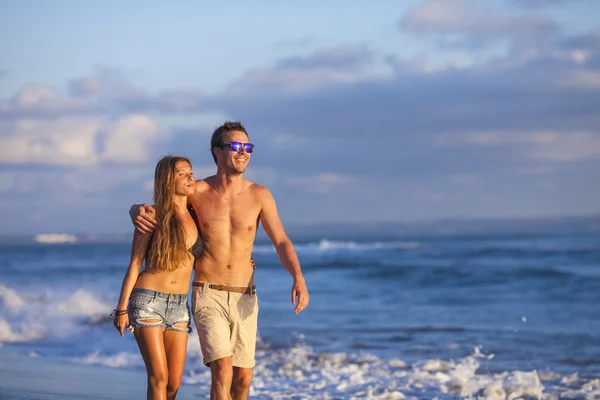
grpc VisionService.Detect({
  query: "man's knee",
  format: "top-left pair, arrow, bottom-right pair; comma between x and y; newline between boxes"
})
210,358 -> 233,384
232,368 -> 253,389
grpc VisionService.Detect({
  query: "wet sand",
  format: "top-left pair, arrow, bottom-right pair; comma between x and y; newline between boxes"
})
0,355 -> 199,399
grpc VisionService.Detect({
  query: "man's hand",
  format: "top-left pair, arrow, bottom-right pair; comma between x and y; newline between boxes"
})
291,275 -> 309,314
129,204 -> 156,234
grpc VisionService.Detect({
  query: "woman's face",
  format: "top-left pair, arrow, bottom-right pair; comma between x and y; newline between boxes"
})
173,161 -> 195,196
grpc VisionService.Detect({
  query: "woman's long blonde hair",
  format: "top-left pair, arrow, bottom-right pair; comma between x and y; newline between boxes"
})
146,155 -> 193,271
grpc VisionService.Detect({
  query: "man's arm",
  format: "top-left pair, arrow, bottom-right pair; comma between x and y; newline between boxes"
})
259,187 -> 309,314
130,179 -> 206,233
129,204 -> 157,234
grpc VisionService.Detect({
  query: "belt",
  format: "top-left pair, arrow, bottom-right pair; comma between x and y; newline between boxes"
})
193,282 -> 256,296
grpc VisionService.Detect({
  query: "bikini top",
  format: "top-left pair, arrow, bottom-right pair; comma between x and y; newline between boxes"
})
187,205 -> 204,259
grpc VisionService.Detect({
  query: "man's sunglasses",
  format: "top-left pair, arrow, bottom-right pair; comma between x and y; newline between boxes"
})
221,142 -> 255,153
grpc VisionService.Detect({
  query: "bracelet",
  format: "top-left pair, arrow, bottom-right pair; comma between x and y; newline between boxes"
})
112,309 -> 128,316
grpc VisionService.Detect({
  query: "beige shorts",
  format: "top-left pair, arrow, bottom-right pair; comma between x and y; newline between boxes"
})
191,283 -> 259,368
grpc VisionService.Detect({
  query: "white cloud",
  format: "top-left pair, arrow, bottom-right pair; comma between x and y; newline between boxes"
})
61,166 -> 150,195
229,46 -> 373,94
401,0 -> 559,47
0,114 -> 160,166
3,84 -> 91,116
0,118 -> 102,166
102,115 -> 158,163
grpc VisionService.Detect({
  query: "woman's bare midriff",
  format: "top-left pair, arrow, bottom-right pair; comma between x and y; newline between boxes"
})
134,261 -> 194,294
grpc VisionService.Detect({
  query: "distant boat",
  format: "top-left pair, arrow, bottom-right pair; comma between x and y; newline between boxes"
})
34,233 -> 78,244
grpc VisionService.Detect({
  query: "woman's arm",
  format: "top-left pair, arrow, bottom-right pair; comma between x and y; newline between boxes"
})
114,230 -> 152,336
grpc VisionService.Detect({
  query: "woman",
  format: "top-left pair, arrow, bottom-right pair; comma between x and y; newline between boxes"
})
114,155 -> 201,400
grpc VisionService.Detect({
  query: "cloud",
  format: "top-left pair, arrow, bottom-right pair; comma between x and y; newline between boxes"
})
433,131 -> 600,162
102,115 -> 159,163
0,114 -> 159,166
0,70 -> 207,120
512,0 -> 582,8
400,0 -> 560,48
226,45 -> 374,94
286,173 -> 356,194
68,67 -> 142,99
1,15 -> 599,231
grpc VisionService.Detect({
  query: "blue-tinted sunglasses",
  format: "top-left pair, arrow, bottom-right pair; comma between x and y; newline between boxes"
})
221,141 -> 254,153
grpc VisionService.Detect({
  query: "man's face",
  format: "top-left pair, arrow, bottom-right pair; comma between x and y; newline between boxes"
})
218,130 -> 251,174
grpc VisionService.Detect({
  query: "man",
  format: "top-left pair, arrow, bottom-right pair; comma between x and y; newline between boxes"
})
131,121 -> 309,400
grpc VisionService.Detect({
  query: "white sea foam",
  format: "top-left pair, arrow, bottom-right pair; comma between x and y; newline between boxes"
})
0,285 -> 113,344
0,284 -> 27,310
62,342 -> 596,399
179,344 -> 556,399
74,350 -> 143,368
0,317 -> 44,343
253,240 -> 420,254
56,289 -> 112,317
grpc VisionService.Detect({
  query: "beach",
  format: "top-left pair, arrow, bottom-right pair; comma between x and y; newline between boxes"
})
0,355 -> 172,399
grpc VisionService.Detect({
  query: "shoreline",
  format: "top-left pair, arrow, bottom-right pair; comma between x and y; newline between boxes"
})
0,354 -> 200,399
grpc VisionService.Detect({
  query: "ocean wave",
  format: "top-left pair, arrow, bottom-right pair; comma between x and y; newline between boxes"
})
253,239 -> 421,254
358,264 -> 598,287
448,246 -> 600,261
178,344 -> 597,399
0,317 -> 44,344
0,285 -> 113,345
73,350 -> 143,369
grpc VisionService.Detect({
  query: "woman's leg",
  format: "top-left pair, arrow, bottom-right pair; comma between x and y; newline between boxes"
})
163,327 -> 189,400
134,326 -> 169,400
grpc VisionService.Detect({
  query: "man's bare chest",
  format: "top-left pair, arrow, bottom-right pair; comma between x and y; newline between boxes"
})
189,195 -> 260,236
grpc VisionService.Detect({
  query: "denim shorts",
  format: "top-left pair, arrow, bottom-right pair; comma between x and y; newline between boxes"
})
128,288 -> 191,333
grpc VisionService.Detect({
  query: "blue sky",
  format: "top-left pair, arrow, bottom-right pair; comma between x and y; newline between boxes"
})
1,0 -> 599,234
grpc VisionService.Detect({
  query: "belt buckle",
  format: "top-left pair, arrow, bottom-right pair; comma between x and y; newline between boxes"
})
250,287 -> 256,296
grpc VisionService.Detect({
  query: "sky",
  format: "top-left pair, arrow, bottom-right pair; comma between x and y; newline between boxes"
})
1,0 -> 599,234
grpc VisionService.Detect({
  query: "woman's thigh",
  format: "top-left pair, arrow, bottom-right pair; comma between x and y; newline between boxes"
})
163,329 -> 188,386
134,326 -> 168,379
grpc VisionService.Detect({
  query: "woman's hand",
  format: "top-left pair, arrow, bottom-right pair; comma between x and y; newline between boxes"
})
114,312 -> 129,337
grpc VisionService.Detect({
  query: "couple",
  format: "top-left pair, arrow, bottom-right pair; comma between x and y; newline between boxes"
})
113,121 -> 310,400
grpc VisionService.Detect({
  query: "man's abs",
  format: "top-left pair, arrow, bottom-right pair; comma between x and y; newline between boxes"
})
194,249 -> 255,287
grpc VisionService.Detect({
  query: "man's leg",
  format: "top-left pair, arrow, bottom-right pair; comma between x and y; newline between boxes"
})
230,367 -> 253,400
209,357 -> 234,400
229,292 -> 258,400
192,286 -> 234,399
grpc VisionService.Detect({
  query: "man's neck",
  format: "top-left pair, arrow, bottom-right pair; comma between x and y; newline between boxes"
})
212,172 -> 245,199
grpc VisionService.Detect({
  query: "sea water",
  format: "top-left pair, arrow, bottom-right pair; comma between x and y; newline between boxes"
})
1,232 -> 599,399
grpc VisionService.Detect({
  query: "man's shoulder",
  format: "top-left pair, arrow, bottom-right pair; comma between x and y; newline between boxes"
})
246,180 -> 271,197
194,176 -> 214,192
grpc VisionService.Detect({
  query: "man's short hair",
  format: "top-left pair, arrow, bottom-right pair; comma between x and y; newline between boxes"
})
210,121 -> 249,165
